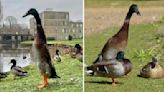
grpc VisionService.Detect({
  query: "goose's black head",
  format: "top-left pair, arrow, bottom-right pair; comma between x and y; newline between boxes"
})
151,57 -> 158,68
128,4 -> 141,16
116,51 -> 124,60
10,59 -> 17,68
23,8 -> 39,18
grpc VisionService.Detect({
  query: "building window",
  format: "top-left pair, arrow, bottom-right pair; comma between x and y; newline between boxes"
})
79,29 -> 82,33
62,28 -> 67,33
80,24 -> 83,27
66,14 -> 69,20
76,24 -> 79,27
62,29 -> 65,33
73,29 -> 75,33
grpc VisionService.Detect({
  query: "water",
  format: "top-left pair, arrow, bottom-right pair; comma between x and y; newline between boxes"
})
0,44 -> 32,72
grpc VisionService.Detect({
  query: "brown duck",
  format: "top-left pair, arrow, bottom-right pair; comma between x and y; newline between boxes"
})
23,8 -> 60,89
94,4 -> 141,63
71,44 -> 83,62
139,57 -> 164,78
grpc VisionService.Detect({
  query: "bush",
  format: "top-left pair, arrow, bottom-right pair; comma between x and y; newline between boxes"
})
68,35 -> 73,40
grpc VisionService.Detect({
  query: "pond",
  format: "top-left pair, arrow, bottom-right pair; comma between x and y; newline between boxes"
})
0,44 -> 32,72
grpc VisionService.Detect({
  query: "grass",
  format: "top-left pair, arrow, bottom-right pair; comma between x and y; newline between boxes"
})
85,20 -> 164,92
0,55 -> 83,92
21,39 -> 83,46
85,0 -> 164,8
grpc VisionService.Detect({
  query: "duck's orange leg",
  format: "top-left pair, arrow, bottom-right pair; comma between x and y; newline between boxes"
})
112,78 -> 117,86
37,73 -> 48,89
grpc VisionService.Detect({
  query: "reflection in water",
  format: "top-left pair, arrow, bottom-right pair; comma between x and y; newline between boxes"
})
0,44 -> 32,72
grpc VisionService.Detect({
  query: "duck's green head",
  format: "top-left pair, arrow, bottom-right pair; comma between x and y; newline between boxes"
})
23,8 -> 38,17
116,51 -> 124,60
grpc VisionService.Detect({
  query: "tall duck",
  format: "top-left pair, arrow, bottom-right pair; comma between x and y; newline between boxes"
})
87,51 -> 132,86
23,8 -> 60,88
94,4 -> 141,63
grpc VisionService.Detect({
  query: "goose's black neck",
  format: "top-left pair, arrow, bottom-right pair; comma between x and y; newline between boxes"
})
33,13 -> 41,25
125,11 -> 133,22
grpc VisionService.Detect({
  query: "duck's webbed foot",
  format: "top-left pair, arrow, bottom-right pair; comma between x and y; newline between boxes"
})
37,73 -> 48,89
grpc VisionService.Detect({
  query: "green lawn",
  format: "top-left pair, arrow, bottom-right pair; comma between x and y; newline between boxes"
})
85,0 -> 164,8
85,20 -> 164,92
0,55 -> 83,92
21,39 -> 83,46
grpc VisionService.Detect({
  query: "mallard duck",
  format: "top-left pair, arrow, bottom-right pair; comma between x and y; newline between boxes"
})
54,49 -> 61,62
87,51 -> 132,86
23,8 -> 60,88
94,4 -> 141,64
139,57 -> 164,78
116,51 -> 132,76
71,44 -> 83,62
0,72 -> 7,80
10,59 -> 28,79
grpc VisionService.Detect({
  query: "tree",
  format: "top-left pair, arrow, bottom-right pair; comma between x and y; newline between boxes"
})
68,35 -> 73,40
0,0 -> 2,22
0,0 -> 3,27
4,16 -> 18,28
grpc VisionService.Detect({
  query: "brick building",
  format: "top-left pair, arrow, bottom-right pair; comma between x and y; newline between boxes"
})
30,11 -> 83,40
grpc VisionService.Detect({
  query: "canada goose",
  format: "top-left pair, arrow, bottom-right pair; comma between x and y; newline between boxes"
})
23,8 -> 60,89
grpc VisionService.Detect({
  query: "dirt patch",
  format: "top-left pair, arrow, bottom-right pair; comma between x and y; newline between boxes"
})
85,7 -> 164,35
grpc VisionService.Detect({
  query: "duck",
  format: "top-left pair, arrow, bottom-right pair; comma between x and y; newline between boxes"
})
54,49 -> 61,62
86,51 -> 132,86
10,59 -> 28,79
0,72 -> 8,80
23,8 -> 60,89
94,4 -> 141,64
139,57 -> 164,78
71,44 -> 83,62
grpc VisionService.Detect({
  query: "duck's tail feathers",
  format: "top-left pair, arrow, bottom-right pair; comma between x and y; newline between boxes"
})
19,72 -> 28,76
137,74 -> 142,77
49,66 -> 60,78
86,65 -> 94,76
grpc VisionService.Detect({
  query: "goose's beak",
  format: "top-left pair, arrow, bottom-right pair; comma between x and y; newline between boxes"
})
136,11 -> 141,16
22,13 -> 29,18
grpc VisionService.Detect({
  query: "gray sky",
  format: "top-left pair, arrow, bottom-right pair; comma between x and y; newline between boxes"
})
1,0 -> 83,27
